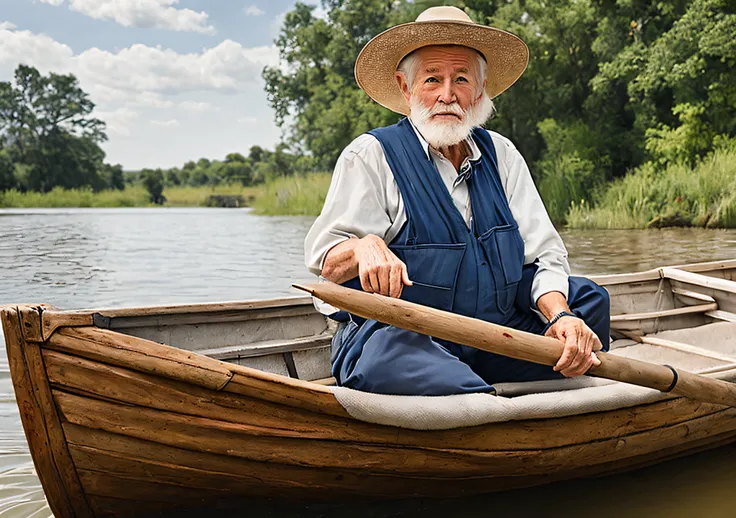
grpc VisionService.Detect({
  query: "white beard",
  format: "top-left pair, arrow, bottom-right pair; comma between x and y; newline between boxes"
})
409,93 -> 495,148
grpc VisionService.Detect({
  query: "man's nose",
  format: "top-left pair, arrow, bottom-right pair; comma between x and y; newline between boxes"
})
437,78 -> 456,104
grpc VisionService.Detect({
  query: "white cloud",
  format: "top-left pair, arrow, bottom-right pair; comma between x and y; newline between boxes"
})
150,118 -> 180,127
0,22 -> 17,30
0,22 -> 281,169
93,107 -> 139,136
74,41 -> 278,99
179,100 -> 217,112
134,92 -> 175,108
37,0 -> 216,34
0,24 -> 74,73
244,5 -> 265,16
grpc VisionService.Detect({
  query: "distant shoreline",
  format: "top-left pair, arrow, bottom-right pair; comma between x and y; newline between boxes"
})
0,173 -> 333,217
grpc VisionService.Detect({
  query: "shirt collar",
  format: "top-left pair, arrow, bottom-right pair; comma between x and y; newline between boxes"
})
407,117 -> 482,164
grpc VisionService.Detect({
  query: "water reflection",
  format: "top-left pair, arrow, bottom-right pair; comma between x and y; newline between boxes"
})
0,208 -> 734,517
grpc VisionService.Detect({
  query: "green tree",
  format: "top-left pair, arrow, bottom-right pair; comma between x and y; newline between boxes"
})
141,168 -> 166,204
100,163 -> 125,190
0,149 -> 14,191
0,64 -> 108,192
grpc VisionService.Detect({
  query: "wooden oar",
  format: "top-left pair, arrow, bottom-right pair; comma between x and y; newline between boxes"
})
293,282 -> 736,408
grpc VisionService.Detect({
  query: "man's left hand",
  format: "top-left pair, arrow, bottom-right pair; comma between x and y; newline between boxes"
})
546,316 -> 602,377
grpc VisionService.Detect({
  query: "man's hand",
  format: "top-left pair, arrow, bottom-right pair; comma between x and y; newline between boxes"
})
536,291 -> 602,378
546,316 -> 602,377
354,235 -> 412,298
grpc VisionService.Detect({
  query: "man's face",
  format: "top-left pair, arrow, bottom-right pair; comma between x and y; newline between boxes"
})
395,45 -> 490,148
404,46 -> 484,121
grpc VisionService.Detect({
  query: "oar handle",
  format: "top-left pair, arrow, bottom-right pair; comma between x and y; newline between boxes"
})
294,282 -> 736,408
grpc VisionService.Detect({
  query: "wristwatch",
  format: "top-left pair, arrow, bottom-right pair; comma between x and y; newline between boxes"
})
542,310 -> 578,334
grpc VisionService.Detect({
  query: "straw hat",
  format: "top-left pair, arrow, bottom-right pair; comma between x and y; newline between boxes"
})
355,6 -> 529,115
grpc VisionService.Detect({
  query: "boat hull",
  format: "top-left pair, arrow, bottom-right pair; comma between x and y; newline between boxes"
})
3,260 -> 736,517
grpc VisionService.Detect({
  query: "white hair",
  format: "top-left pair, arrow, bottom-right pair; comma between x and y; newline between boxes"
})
397,46 -> 488,95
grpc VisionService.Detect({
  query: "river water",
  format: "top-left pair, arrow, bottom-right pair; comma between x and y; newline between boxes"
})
1,208 -> 734,517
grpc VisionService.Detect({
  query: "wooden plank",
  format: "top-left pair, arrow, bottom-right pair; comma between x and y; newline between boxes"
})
223,369 -> 351,417
44,349 -> 361,438
44,349 -> 731,452
621,332 -> 736,364
671,287 -> 716,304
590,270 -> 661,286
46,326 -> 233,391
0,307 -> 93,518
610,302 -> 718,323
706,310 -> 736,323
64,422 -> 736,503
53,389 -> 736,477
63,424 -> 441,497
198,334 -> 332,360
59,296 -> 314,319
107,304 -> 318,330
672,259 -> 736,274
662,268 -> 736,294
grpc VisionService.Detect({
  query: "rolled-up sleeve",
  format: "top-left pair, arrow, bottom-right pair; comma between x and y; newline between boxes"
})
304,134 -> 396,276
500,139 -> 571,306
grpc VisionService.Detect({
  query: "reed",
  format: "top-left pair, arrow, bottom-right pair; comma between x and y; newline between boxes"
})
0,186 -> 151,208
251,173 -> 332,216
566,146 -> 736,229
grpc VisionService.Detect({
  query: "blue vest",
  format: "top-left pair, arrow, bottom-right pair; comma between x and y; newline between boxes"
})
342,118 -> 525,324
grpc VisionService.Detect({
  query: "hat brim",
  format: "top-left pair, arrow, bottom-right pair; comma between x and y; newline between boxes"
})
355,20 -> 529,115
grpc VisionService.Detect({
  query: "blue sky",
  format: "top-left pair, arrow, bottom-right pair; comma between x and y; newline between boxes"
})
0,0 -> 321,169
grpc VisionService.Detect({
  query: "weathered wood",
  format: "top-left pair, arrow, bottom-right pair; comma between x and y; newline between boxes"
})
45,349 -> 730,451
610,302 -> 719,323
297,282 -> 736,407
706,310 -> 736,323
622,331 -> 736,364
197,333 -> 332,360
46,326 -> 233,391
53,388 -> 736,477
662,267 -> 736,294
223,368 -> 352,418
0,307 -> 93,518
671,287 -> 716,304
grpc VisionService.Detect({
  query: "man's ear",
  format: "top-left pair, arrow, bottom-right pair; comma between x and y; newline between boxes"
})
395,72 -> 412,104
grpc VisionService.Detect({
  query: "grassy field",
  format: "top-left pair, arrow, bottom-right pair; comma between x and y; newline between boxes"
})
0,175 -> 331,215
0,185 -> 264,209
250,173 -> 332,216
566,145 -> 736,229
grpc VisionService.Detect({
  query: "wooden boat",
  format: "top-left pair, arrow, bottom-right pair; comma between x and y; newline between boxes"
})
2,259 -> 736,517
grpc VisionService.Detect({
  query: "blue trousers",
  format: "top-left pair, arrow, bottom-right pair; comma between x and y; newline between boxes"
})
331,274 -> 610,396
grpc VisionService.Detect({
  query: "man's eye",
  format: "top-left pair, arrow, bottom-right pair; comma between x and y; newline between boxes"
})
456,76 -> 468,82
425,77 -> 438,83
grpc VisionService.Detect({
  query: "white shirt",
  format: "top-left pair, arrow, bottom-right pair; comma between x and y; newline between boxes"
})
304,122 -> 571,308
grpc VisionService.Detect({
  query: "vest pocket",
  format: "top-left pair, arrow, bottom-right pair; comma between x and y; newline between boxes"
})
478,225 -> 525,314
390,243 -> 466,312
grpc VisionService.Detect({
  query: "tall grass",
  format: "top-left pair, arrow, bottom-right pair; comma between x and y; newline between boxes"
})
0,185 -> 266,209
567,145 -> 736,229
251,173 -> 332,216
0,186 -> 151,208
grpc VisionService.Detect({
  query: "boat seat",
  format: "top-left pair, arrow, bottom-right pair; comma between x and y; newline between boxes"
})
198,333 -> 333,382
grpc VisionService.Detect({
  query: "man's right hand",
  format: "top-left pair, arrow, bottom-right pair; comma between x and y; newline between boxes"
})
354,235 -> 412,298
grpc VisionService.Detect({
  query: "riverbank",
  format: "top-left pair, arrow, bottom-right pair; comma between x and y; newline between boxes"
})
567,146 -> 736,229
0,178 -> 325,214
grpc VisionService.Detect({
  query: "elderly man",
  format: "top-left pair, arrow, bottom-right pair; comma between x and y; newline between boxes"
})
304,6 -> 610,396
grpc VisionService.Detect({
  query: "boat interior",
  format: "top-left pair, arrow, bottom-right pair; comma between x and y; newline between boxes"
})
73,260 -> 736,393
